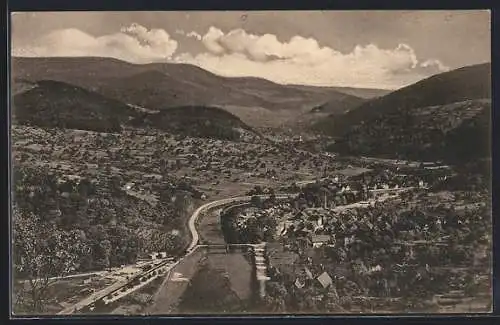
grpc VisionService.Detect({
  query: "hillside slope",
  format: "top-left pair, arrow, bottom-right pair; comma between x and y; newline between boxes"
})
332,99 -> 491,162
12,79 -> 139,133
95,70 -> 273,110
221,76 -> 366,111
314,63 -> 491,136
12,79 -> 38,95
317,63 -> 491,163
130,105 -> 256,141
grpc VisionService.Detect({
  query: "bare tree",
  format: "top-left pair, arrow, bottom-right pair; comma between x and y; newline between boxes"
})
12,207 -> 89,313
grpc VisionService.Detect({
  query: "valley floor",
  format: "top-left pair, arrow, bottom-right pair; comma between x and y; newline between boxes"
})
11,125 -> 492,315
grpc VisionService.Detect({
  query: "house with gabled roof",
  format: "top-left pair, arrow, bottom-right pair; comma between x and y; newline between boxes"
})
317,271 -> 333,288
312,234 -> 332,248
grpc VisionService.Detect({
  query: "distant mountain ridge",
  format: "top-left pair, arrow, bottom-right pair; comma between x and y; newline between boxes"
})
288,84 -> 392,99
12,56 -> 372,127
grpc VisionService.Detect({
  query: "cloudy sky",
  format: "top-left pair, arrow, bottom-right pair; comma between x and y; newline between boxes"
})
11,11 -> 490,89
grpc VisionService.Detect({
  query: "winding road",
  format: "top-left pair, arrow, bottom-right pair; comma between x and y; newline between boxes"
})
186,193 -> 299,251
58,184 -> 414,314
58,194 -> 296,315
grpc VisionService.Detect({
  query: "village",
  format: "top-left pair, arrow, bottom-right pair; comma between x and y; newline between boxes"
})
221,168 -> 491,313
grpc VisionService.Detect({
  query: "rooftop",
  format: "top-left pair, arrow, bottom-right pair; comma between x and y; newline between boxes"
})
312,234 -> 331,243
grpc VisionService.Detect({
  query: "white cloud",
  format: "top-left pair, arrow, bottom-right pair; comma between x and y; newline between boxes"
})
12,24 -> 449,88
420,59 -> 449,71
186,31 -> 202,41
201,26 -> 226,55
13,23 -> 178,63
174,29 -> 201,40
174,26 -> 449,89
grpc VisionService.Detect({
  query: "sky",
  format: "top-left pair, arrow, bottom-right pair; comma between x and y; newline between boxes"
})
10,11 -> 491,89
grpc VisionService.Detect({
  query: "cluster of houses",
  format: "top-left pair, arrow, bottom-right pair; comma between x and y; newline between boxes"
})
294,265 -> 322,290
234,198 -> 354,250
234,171 -> 436,255
266,243 -> 336,296
139,251 -> 169,261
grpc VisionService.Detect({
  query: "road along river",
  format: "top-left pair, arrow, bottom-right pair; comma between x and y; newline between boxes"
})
58,194 -> 297,315
59,186 -> 415,314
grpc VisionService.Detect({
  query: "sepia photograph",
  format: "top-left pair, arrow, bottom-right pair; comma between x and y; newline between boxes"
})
10,10 -> 492,316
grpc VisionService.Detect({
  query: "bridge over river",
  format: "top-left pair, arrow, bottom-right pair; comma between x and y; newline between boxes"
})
59,184 -> 418,314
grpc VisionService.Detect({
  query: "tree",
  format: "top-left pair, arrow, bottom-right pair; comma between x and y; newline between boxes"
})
263,217 -> 278,242
266,281 -> 288,312
251,195 -> 262,208
173,192 -> 192,218
99,240 -> 112,271
108,175 -> 123,197
77,178 -> 95,197
159,185 -> 175,203
244,217 -> 264,243
108,224 -> 139,266
269,192 -> 277,203
88,225 -> 111,270
163,233 -> 184,256
13,208 -> 89,313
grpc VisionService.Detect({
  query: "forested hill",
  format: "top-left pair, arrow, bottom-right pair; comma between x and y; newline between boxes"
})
12,79 -> 256,141
12,79 -> 139,133
130,105 -> 257,141
317,63 -> 491,163
313,63 -> 491,137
